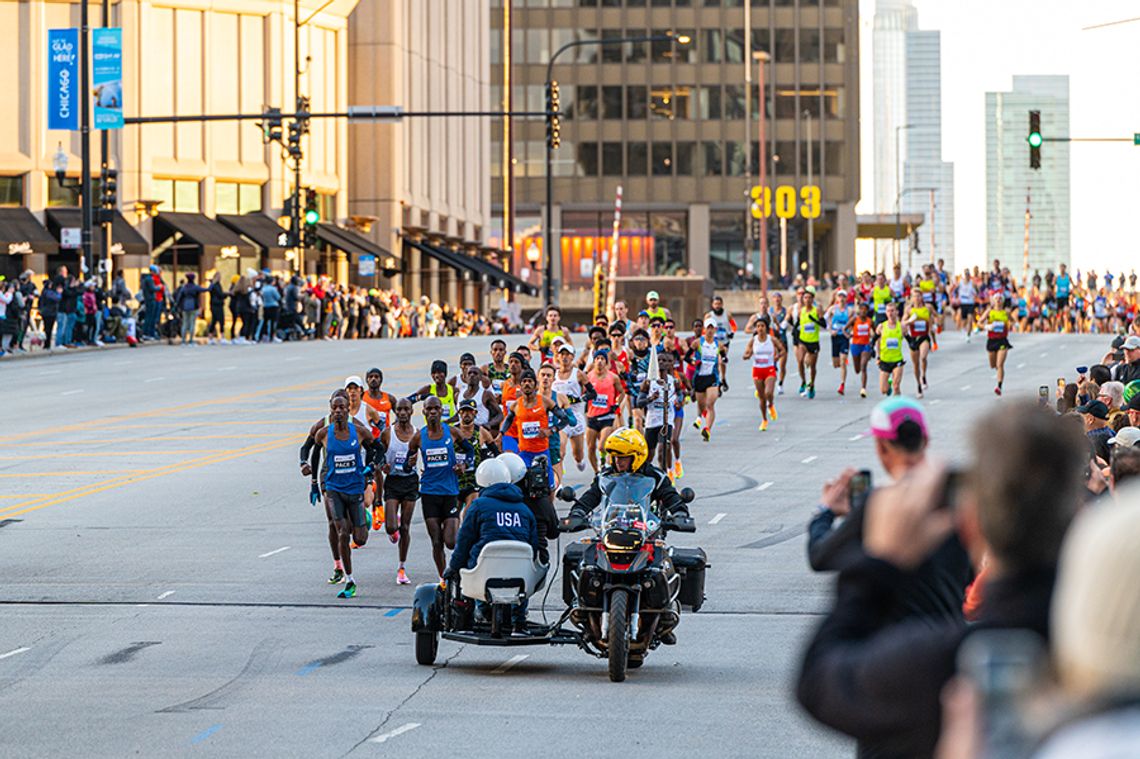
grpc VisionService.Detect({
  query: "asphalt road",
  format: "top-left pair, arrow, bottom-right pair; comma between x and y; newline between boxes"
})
0,328 -> 1105,757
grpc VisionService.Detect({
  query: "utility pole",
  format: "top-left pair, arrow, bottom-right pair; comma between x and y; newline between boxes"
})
292,0 -> 304,275
99,0 -> 113,290
80,0 -> 93,279
743,1 -> 752,288
805,110 -> 813,279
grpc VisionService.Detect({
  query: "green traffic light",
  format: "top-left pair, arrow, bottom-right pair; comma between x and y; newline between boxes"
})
1027,132 -> 1043,148
304,209 -> 320,225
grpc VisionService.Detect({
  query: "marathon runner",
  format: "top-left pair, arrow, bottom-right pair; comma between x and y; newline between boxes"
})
343,376 -> 383,544
875,302 -> 906,397
499,351 -> 527,453
628,329 -> 653,431
381,398 -> 419,585
583,349 -> 625,471
691,317 -> 724,441
538,362 -> 576,486
797,286 -> 825,399
500,368 -> 572,488
451,398 -> 494,510
872,273 -> 893,326
644,290 -> 670,321
977,292 -> 1013,396
705,294 -> 735,372
528,304 -> 572,361
742,316 -> 784,431
825,290 -> 851,396
770,292 -> 791,395
483,338 -> 511,395
409,360 -> 457,420
612,299 -> 633,334
450,352 -> 489,394
302,391 -> 384,599
902,289 -> 934,398
299,389 -> 348,586
847,301 -> 875,398
457,363 -> 502,433
954,272 -> 978,341
551,343 -> 588,472
362,368 -> 398,435
406,396 -> 464,582
638,350 -> 680,469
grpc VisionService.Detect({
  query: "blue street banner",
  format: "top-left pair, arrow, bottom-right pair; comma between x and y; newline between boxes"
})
47,28 -> 80,130
358,254 -> 376,277
92,28 -> 123,130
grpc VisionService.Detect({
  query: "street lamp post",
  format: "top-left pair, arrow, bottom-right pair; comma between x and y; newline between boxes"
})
897,185 -> 937,272
755,51 -> 770,297
893,123 -> 915,269
543,32 -> 688,306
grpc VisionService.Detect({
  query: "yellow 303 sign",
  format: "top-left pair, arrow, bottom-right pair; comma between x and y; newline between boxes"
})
750,185 -> 822,220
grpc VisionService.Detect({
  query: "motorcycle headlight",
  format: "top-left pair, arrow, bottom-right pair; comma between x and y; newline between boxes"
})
603,526 -> 644,552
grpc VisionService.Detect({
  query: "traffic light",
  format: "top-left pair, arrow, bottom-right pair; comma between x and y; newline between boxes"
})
287,120 -> 303,160
545,81 -> 561,150
303,189 -> 320,248
98,167 -> 117,223
1028,110 -> 1042,170
259,107 -> 283,144
296,96 -> 311,135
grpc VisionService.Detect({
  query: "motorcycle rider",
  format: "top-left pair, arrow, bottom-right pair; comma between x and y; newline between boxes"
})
443,458 -> 540,636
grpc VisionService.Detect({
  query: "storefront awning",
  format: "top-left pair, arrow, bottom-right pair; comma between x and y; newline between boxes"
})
152,212 -> 256,264
0,208 -> 59,256
405,238 -> 538,296
316,223 -> 402,273
44,207 -> 148,256
216,213 -> 290,253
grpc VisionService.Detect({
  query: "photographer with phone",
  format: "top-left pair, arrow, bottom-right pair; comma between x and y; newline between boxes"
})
807,397 -> 972,627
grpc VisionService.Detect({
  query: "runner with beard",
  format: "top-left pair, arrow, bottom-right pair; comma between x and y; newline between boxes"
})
742,316 -> 784,431
451,398 -> 497,510
551,342 -> 588,472
628,329 -> 653,431
483,338 -> 511,396
381,398 -> 418,584
499,351 -> 527,453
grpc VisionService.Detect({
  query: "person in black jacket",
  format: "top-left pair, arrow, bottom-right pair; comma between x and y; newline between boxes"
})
808,397 -> 972,625
796,404 -> 1086,759
206,272 -> 228,344
568,426 -> 690,523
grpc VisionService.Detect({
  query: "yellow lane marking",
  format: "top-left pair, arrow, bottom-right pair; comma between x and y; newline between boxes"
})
0,434 -> 287,445
0,434 -> 304,519
104,420 -> 314,428
0,470 -> 154,477
0,494 -> 58,499
0,451 -> 238,459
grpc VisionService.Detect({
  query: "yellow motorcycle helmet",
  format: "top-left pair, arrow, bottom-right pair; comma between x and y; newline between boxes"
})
604,426 -> 648,471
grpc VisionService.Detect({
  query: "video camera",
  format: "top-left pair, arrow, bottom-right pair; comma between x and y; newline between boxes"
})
521,454 -> 551,501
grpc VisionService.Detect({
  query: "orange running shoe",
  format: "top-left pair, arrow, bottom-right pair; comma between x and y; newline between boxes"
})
372,503 -> 385,531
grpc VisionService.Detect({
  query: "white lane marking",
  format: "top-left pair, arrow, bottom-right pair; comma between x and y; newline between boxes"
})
258,546 -> 291,558
0,647 -> 30,660
1016,363 -> 1026,369
136,604 -> 150,608
1039,352 -> 1047,358
756,481 -> 773,491
931,399 -> 942,405
960,385 -> 972,391
801,456 -> 818,464
370,723 -> 421,744
39,370 -> 61,376
848,433 -> 864,441
144,377 -> 165,383
708,513 -> 727,525
285,356 -> 303,362
217,366 -> 236,372
61,389 -> 84,396
157,590 -> 176,600
492,654 -> 528,674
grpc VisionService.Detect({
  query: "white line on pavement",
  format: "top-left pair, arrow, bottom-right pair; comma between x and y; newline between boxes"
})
217,366 -> 236,372
136,604 -> 149,608
0,647 -> 30,660
1039,352 -> 1048,358
61,389 -> 84,396
1016,363 -> 1026,369
370,723 -> 421,744
708,513 -> 726,525
848,433 -> 864,441
144,377 -> 165,383
961,385 -> 972,391
801,456 -> 817,464
756,482 -> 773,491
157,591 -> 176,600
285,356 -> 303,362
258,546 -> 291,558
492,654 -> 528,674
39,370 -> 61,376
931,399 -> 942,405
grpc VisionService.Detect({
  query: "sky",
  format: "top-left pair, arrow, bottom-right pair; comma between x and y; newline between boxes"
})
857,0 -> 1140,275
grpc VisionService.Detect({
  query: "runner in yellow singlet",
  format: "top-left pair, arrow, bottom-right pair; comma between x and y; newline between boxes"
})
527,304 -> 572,361
977,293 -> 1013,396
875,302 -> 906,397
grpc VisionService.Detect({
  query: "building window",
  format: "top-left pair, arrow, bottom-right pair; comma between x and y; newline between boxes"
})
698,85 -> 722,120
553,139 -> 577,176
628,142 -> 648,175
602,142 -> 623,175
652,142 -> 673,176
650,86 -> 676,120
651,29 -> 675,63
153,178 -> 201,213
602,86 -> 623,119
726,142 -> 746,176
725,29 -> 745,64
800,28 -> 821,63
627,85 -> 648,119
46,178 -> 81,207
824,29 -> 846,63
627,34 -> 648,63
578,142 -> 599,176
601,29 -> 624,63
0,176 -> 25,207
775,28 -> 795,61
710,211 -> 747,288
575,85 -> 599,120
675,142 -> 695,175
752,28 -> 771,56
676,29 -> 697,62
703,141 -> 723,176
526,29 -> 549,63
673,86 -> 692,119
703,30 -> 722,63
725,85 -> 746,119
651,212 -> 687,275
577,29 -> 599,63
215,182 -> 263,215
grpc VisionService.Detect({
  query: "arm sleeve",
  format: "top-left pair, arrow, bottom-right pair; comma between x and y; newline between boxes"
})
571,479 -> 604,519
653,472 -> 685,516
299,435 -> 316,466
807,502 -> 866,572
549,405 -> 571,427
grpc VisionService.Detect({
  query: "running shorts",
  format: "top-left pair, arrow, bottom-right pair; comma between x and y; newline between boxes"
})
906,335 -> 930,351
587,414 -> 615,432
851,343 -> 872,359
1056,295 -> 1069,309
644,425 -> 664,461
384,473 -> 420,503
421,493 -> 460,520
752,366 -> 777,381
878,359 -> 905,373
693,374 -> 719,393
459,487 -> 476,504
327,489 -> 368,527
960,304 -> 975,322
986,338 -> 1013,353
830,334 -> 850,358
501,434 -> 519,454
801,341 -> 820,355
519,448 -> 555,488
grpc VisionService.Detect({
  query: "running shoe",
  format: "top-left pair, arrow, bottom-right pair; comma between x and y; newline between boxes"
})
576,459 -> 586,472
388,529 -> 400,545
396,568 -> 410,585
837,383 -> 845,396
777,384 -> 785,396
337,582 -> 357,599
770,406 -> 778,420
994,386 -> 1002,396
859,388 -> 867,398
808,385 -> 816,399
759,420 -> 768,432
350,540 -> 363,550
798,383 -> 807,396
692,417 -> 703,430
675,461 -> 684,479
701,428 -> 711,442
328,568 -> 345,584
916,390 -> 925,399
372,504 -> 385,531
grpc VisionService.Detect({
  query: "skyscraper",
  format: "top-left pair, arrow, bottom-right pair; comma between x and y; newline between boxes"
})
901,29 -> 955,272
985,76 -> 1071,278
872,0 -> 916,266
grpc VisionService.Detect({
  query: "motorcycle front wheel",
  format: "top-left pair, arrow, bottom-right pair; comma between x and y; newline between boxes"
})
607,589 -> 630,682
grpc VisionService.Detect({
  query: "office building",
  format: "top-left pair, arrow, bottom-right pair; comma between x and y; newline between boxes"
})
871,0 -> 915,267
491,0 -> 861,300
985,75 -> 1070,276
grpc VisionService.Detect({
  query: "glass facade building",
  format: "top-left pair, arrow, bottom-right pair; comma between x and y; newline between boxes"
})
985,76 -> 1071,277
491,0 -> 861,291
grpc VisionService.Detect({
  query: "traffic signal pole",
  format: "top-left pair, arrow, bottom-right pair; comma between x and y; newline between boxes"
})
100,0 -> 113,290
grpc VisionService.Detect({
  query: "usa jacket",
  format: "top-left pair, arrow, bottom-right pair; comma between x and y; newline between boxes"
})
447,483 -> 539,574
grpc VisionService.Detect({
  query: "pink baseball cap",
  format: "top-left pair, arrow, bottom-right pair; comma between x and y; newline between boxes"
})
869,397 -> 929,440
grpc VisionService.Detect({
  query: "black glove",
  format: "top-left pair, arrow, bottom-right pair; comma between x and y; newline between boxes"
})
719,379 -> 729,393
442,566 -> 460,582
560,514 -> 590,533
309,482 -> 321,507
664,512 -> 696,533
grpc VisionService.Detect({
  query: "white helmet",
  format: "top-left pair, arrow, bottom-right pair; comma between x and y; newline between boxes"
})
475,458 -> 512,488
497,452 -> 527,483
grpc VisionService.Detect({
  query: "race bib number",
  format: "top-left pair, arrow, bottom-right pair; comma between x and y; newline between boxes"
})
856,324 -> 870,337
333,454 -> 357,472
424,447 -> 450,468
521,421 -> 542,439
991,322 -> 1006,334
491,378 -> 504,393
913,320 -> 927,333
876,302 -> 886,314
592,393 -> 609,409
754,354 -> 773,368
803,322 -> 816,333
886,337 -> 900,351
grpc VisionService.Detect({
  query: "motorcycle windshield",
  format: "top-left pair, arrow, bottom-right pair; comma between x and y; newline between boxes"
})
598,473 -> 654,505
597,474 -> 658,533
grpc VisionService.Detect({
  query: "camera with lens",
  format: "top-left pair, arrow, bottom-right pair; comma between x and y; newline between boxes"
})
521,455 -> 551,501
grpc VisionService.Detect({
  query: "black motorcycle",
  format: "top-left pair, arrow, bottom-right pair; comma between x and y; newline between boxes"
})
557,474 -> 707,682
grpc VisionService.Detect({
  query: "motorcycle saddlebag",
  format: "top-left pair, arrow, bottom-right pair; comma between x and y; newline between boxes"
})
669,546 -> 708,611
561,540 -> 590,606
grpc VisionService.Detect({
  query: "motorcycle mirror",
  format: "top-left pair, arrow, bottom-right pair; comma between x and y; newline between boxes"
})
679,487 -> 695,504
556,486 -> 578,503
